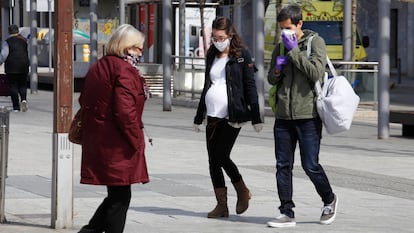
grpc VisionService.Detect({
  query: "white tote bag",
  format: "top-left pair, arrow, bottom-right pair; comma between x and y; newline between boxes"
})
314,56 -> 360,134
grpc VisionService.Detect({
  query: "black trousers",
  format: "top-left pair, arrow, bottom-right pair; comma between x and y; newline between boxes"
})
7,73 -> 27,110
206,117 -> 242,188
79,185 -> 131,233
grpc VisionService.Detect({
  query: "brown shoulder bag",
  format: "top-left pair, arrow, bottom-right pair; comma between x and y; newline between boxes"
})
68,108 -> 82,144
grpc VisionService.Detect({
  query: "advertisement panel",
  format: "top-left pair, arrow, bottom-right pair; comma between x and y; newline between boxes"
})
175,7 -> 216,66
26,0 -> 54,12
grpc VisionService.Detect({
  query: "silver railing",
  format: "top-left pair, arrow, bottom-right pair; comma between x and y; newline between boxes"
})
172,56 -> 205,100
0,107 -> 9,223
333,61 -> 379,103
171,56 -> 379,105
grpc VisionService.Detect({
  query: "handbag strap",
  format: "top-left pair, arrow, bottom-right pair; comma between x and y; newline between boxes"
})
306,35 -> 314,58
326,56 -> 338,76
315,72 -> 329,97
306,35 -> 336,75
307,35 -> 331,97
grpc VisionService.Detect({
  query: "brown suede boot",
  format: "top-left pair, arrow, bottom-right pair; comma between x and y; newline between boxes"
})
233,178 -> 252,214
207,187 -> 229,218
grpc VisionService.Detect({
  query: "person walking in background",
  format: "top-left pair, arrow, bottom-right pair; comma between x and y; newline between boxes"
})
193,17 -> 263,218
266,5 -> 337,228
77,24 -> 149,233
0,24 -> 30,112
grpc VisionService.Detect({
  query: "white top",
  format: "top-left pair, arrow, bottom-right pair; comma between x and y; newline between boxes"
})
205,56 -> 229,119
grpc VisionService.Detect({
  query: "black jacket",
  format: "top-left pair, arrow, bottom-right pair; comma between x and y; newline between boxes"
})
194,48 -> 261,125
5,35 -> 30,74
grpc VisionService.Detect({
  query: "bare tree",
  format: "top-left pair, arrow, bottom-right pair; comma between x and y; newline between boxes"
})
275,0 -> 283,45
197,0 -> 209,53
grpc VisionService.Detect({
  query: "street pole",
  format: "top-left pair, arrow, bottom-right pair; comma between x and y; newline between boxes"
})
48,0 -> 52,71
0,108 -> 10,224
351,0 -> 357,61
119,0 -> 125,25
51,0 -> 74,228
30,0 -> 38,94
162,0 -> 172,111
178,0 -> 185,89
9,0 -> 14,24
90,0 -> 98,65
253,0 -> 265,122
378,0 -> 390,139
343,0 -> 352,62
12,0 -> 19,25
1,9 -> 8,42
233,0 -> 242,32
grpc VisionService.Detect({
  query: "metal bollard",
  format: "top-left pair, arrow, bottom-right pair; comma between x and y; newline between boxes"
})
0,106 -> 10,223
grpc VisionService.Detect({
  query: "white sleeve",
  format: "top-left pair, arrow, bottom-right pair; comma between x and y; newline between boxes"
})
0,41 -> 9,65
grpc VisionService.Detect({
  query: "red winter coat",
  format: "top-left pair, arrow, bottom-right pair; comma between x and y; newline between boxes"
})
79,55 -> 149,186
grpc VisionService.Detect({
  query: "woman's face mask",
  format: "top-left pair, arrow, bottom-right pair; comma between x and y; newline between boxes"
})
124,53 -> 141,65
125,45 -> 143,64
128,53 -> 141,63
213,38 -> 230,52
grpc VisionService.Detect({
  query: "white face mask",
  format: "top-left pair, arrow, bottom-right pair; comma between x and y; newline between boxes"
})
281,29 -> 296,40
213,38 -> 230,52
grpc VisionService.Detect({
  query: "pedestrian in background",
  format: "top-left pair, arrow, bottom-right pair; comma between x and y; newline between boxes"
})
77,24 -> 149,233
0,24 -> 30,112
193,16 -> 263,218
266,4 -> 337,228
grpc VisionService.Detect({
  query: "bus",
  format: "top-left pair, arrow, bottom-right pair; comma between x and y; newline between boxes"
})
265,0 -> 369,61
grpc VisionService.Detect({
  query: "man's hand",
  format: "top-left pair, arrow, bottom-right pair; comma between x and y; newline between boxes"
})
275,56 -> 288,72
281,32 -> 298,51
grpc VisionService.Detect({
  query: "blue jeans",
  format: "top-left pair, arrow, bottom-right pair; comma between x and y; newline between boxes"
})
274,118 -> 334,218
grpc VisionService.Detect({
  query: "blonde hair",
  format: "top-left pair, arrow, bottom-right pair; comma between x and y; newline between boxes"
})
106,24 -> 145,57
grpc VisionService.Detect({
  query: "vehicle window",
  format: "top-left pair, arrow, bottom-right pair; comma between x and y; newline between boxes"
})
303,21 -> 362,46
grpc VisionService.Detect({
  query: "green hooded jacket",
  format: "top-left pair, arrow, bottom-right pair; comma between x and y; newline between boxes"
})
267,29 -> 327,120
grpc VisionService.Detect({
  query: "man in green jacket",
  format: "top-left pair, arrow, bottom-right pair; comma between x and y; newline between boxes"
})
267,4 -> 337,228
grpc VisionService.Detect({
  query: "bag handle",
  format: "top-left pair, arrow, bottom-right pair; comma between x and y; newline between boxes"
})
315,72 -> 329,97
326,56 -> 337,76
307,36 -> 337,76
307,35 -> 331,97
306,36 -> 314,58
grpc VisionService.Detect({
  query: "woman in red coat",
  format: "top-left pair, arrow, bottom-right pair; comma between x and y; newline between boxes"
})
78,24 -> 149,233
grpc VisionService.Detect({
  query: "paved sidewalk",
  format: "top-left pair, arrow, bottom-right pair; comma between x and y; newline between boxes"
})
0,87 -> 413,233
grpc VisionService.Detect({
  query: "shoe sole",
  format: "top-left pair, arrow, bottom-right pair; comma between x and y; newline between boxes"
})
267,221 -> 296,228
320,195 -> 339,225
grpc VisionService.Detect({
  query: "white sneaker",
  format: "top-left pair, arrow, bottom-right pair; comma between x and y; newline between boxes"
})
267,214 -> 296,228
320,194 -> 338,225
21,100 -> 28,112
